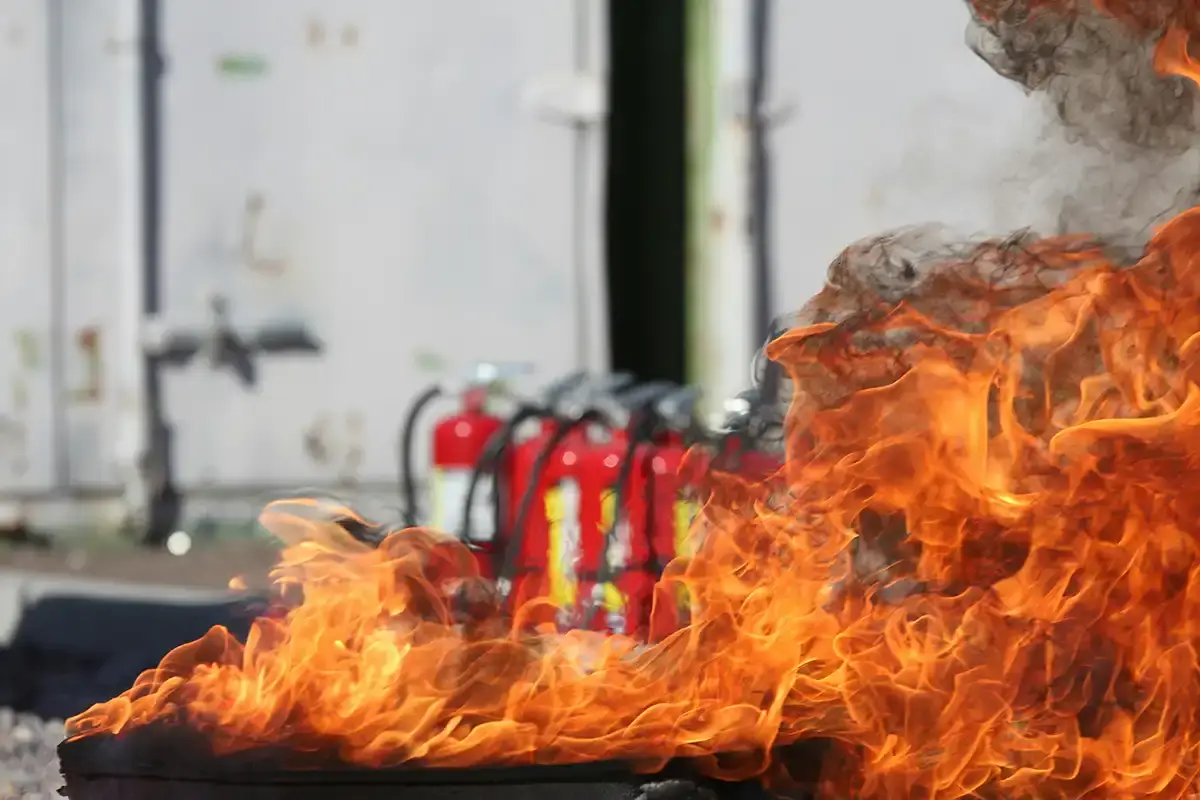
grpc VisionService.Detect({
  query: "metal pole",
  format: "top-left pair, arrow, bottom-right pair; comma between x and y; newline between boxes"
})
748,0 -> 775,346
748,0 -> 782,403
687,0 -> 755,423
573,0 -> 611,375
114,0 -> 178,542
45,0 -> 69,490
113,0 -> 150,529
137,0 -> 182,546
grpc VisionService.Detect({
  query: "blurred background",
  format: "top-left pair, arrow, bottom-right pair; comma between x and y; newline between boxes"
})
0,0 -> 1056,746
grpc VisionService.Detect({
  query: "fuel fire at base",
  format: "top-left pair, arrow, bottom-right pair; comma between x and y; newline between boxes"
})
59,3 -> 1200,799
62,211 -> 1200,798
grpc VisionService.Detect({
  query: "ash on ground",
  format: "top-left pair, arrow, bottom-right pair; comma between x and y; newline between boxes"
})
0,709 -> 64,800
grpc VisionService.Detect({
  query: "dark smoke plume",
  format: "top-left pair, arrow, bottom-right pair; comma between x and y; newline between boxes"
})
964,0 -> 1200,243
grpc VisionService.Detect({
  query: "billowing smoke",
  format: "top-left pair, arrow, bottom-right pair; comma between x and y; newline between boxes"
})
965,0 -> 1200,245
765,1 -> 1200,340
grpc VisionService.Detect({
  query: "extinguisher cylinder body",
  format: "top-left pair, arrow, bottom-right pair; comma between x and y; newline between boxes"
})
430,388 -> 506,554
598,437 -> 662,638
507,426 -> 590,612
645,434 -> 705,640
571,429 -> 633,633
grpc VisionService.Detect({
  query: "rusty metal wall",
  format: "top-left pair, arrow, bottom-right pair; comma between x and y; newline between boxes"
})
0,0 -> 607,523
58,0 -> 138,492
155,0 -> 607,491
0,0 -> 57,492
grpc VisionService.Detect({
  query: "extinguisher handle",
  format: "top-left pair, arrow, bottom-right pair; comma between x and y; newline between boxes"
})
467,361 -> 535,389
587,371 -> 637,396
614,380 -> 676,409
538,369 -> 590,407
655,386 -> 702,431
584,381 -> 675,430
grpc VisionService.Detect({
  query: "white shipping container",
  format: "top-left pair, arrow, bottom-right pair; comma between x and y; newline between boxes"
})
0,0 -> 609,532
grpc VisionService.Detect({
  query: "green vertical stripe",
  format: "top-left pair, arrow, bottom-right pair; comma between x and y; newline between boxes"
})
685,0 -> 717,393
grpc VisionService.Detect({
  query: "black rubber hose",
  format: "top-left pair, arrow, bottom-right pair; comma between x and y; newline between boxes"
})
399,384 -> 444,528
333,514 -> 389,547
459,404 -> 549,546
497,412 -> 603,589
717,428 -> 748,472
591,411 -> 660,591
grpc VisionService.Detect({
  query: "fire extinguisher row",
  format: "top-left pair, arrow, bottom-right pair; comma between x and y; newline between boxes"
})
397,364 -> 785,638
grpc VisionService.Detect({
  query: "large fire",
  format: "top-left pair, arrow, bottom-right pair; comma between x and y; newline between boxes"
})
66,209 -> 1200,797
61,3 -> 1200,798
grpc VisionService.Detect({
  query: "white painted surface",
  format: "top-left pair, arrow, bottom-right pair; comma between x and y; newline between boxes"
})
156,0 -> 607,488
0,0 -> 1075,521
0,0 -> 56,491
0,1 -> 607,510
2,0 -> 148,496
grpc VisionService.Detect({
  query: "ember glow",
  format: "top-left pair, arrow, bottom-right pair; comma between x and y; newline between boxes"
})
66,208 -> 1200,797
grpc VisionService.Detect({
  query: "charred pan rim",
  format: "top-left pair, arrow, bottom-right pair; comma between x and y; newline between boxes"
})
57,724 -> 751,787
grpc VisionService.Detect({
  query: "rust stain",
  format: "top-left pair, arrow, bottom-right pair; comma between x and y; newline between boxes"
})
303,415 -> 332,464
14,329 -> 39,371
339,412 -> 365,484
708,207 -> 727,234
241,192 -> 287,276
10,379 -> 26,413
0,416 -> 28,476
307,19 -> 326,48
69,326 -> 103,403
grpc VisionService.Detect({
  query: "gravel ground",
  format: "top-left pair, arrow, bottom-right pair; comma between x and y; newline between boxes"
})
0,540 -> 282,800
0,709 -> 64,800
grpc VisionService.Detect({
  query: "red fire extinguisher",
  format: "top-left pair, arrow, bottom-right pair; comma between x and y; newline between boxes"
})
454,371 -> 592,579
503,413 -> 594,616
427,364 -> 519,545
496,373 -> 634,613
499,374 -> 642,623
575,425 -> 632,631
615,387 -> 703,641
595,434 -> 657,636
577,382 -> 681,635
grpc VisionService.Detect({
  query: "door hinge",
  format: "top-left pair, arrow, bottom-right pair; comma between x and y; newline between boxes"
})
142,294 -> 321,388
521,72 -> 606,126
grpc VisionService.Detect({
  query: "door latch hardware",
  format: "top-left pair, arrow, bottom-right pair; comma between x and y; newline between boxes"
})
144,294 -> 321,388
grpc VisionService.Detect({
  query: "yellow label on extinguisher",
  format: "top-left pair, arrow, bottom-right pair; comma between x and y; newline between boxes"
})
673,498 -> 702,610
545,480 -> 581,610
674,498 -> 701,557
598,489 -> 625,616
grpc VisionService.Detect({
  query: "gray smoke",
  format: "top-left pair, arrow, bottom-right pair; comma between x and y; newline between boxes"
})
965,2 -> 1200,248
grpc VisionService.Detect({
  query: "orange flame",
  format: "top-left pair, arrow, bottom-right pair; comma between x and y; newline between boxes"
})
969,0 -> 1200,86
1155,27 -> 1200,86
65,207 -> 1200,797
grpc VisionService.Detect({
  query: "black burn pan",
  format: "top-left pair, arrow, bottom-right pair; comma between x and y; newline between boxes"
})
57,723 -> 809,800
